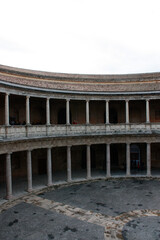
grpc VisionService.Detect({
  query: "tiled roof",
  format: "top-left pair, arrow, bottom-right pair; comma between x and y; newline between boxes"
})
0,64 -> 160,92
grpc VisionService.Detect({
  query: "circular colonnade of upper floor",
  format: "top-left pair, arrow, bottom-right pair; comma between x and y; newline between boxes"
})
0,64 -> 160,201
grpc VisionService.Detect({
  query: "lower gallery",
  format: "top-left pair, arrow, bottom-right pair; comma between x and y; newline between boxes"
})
0,64 -> 160,200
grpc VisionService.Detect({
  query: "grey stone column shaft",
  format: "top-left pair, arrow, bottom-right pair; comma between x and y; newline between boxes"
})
87,145 -> 91,179
66,99 -> 70,124
146,100 -> 150,123
126,143 -> 130,176
106,144 -> 111,177
27,150 -> 32,192
105,100 -> 109,124
46,98 -> 50,125
6,153 -> 12,199
67,146 -> 72,182
147,143 -> 151,176
47,148 -> 52,186
26,96 -> 30,125
86,100 -> 90,124
126,100 -> 129,124
5,93 -> 9,126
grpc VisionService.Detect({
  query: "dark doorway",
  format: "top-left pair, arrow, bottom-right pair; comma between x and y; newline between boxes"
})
130,143 -> 146,175
38,159 -> 47,175
131,144 -> 140,170
58,108 -> 72,124
91,147 -> 96,169
111,145 -> 118,166
58,108 -> 66,124
111,144 -> 126,176
110,108 -> 118,123
81,148 -> 86,169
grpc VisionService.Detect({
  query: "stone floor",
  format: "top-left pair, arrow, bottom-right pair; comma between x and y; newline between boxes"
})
0,178 -> 160,239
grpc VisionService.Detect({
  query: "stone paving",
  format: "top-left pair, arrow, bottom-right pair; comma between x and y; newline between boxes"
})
0,178 -> 160,239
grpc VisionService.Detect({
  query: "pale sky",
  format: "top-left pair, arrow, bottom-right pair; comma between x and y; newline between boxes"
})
1,0 -> 160,74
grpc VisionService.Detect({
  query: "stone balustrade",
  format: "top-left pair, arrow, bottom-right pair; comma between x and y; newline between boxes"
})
0,123 -> 160,140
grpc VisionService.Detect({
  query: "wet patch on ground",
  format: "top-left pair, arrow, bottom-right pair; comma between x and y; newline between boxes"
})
0,202 -> 104,240
42,179 -> 160,216
122,216 -> 160,240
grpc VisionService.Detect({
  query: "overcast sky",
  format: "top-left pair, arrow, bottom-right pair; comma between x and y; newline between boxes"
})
1,0 -> 160,74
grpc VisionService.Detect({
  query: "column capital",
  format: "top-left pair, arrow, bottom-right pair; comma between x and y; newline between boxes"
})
86,99 -> 90,102
26,95 -> 30,99
27,149 -> 33,152
7,152 -> 12,155
47,147 -> 52,150
125,99 -> 129,102
66,98 -> 70,102
67,145 -> 72,148
46,97 -> 50,102
146,99 -> 150,102
5,92 -> 10,96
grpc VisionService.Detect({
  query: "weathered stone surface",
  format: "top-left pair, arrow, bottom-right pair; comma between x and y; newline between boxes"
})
1,179 -> 160,239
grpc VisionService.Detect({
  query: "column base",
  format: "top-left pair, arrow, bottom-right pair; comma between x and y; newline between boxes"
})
147,173 -> 151,177
47,183 -> 52,187
6,194 -> 13,200
106,174 -> 111,178
67,179 -> 72,183
86,176 -> 92,180
26,124 -> 31,127
27,188 -> 33,193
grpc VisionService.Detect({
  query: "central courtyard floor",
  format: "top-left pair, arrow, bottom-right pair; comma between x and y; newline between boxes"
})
0,178 -> 160,239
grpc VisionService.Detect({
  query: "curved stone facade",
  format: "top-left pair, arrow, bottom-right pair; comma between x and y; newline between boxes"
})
0,65 -> 160,201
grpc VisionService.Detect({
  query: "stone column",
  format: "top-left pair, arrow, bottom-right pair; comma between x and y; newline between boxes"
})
105,100 -> 109,124
26,96 -> 30,125
5,93 -> 10,126
6,153 -> 12,199
147,143 -> 151,176
67,146 -> 72,182
27,150 -> 32,192
66,99 -> 70,125
126,143 -> 130,176
87,145 -> 91,179
125,100 -> 129,124
106,144 -> 111,177
86,100 -> 90,124
47,148 -> 52,186
146,99 -> 150,123
46,98 -> 50,125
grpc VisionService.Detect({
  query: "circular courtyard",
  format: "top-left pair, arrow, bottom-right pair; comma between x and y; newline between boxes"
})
0,178 -> 160,239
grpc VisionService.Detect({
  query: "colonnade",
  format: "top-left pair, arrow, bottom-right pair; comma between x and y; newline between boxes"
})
4,142 -> 151,200
3,93 -> 151,126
